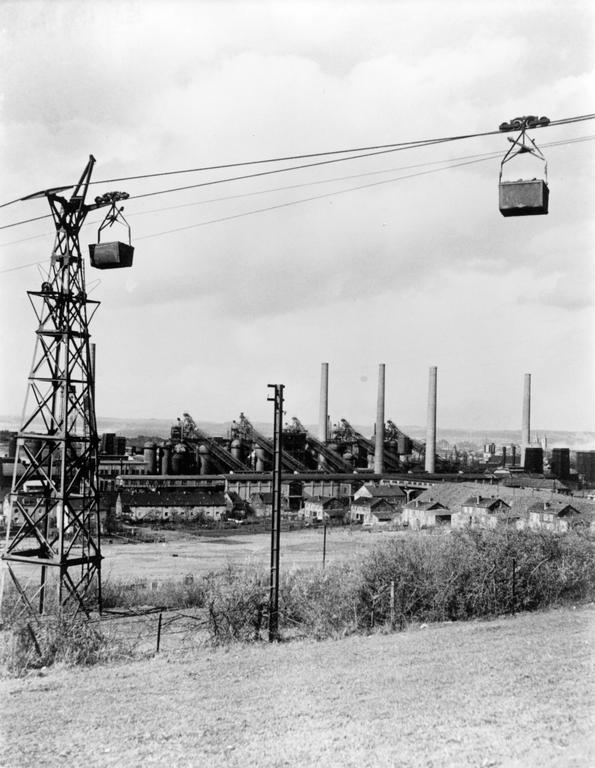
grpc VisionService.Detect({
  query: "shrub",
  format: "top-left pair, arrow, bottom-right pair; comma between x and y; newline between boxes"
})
279,565 -> 363,639
1,616 -> 125,676
101,577 -> 206,611
357,528 -> 595,628
203,565 -> 269,644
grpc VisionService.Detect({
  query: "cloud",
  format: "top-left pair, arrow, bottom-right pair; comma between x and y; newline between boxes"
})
1,1 -> 594,429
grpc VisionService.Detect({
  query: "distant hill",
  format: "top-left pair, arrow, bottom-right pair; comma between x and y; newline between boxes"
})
1,414 -> 594,451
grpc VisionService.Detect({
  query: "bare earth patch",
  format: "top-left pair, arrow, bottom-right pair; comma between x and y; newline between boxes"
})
1,604 -> 593,767
100,528 -> 395,582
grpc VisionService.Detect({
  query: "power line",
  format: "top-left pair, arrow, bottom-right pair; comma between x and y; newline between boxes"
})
0,213 -> 52,232
1,112 -> 593,210
125,143 -> 472,202
2,154 -> 490,269
0,144 -> 477,227
3,132 -> 593,233
0,133 -> 593,271
112,134 -> 595,218
133,154 -> 497,242
65,112 -> 595,185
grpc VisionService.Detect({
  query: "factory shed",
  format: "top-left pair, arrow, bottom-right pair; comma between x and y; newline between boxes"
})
402,500 -> 450,530
503,475 -> 570,494
117,490 -> 227,523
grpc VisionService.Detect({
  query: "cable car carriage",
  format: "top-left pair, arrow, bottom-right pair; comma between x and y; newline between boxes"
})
498,115 -> 550,217
89,194 -> 134,269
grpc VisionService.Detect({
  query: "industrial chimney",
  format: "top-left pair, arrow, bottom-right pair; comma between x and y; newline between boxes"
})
425,366 -> 437,473
319,362 -> 329,443
374,364 -> 385,474
521,373 -> 531,467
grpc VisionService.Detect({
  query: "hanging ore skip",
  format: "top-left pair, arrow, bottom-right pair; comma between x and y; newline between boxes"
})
89,191 -> 134,269
498,115 -> 550,217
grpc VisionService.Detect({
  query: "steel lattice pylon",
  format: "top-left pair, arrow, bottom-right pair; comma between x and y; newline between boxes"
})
0,157 -> 109,623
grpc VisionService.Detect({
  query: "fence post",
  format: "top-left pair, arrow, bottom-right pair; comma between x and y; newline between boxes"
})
390,581 -> 395,630
156,612 -> 163,653
511,558 -> 516,616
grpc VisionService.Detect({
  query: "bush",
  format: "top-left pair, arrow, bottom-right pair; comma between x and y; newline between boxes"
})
279,565 -> 362,640
1,616 -> 124,676
357,528 -> 595,628
203,565 -> 269,644
2,529 -> 592,661
101,577 -> 206,611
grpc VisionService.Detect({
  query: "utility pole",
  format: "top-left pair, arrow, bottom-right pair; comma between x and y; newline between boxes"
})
0,157 -> 128,625
267,383 -> 284,642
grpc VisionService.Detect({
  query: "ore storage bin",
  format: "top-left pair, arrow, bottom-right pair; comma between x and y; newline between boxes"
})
499,179 -> 549,217
89,241 -> 134,269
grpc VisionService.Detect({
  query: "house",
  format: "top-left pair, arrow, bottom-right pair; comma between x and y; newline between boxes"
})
116,490 -> 227,523
302,495 -> 347,524
527,501 -> 582,532
404,481 -> 595,532
248,492 -> 273,518
401,499 -> 450,530
350,497 -> 397,526
225,491 -> 254,520
353,484 -> 406,509
456,495 -> 513,529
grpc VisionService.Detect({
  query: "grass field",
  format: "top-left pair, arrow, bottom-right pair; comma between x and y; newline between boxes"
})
1,604 -> 593,767
101,528 -> 399,582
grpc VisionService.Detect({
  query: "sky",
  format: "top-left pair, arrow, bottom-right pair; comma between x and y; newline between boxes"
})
0,1 -> 594,433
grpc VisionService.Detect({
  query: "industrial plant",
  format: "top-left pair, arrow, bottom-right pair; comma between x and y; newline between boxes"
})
2,360 -> 594,539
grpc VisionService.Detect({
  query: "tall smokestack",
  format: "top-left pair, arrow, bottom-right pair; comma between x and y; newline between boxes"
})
318,362 -> 329,442
425,366 -> 437,473
521,373 -> 531,467
374,364 -> 385,474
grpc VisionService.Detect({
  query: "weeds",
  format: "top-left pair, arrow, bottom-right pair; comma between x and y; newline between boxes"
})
1,528 -> 593,670
202,565 -> 268,643
0,615 -> 128,676
101,576 -> 206,611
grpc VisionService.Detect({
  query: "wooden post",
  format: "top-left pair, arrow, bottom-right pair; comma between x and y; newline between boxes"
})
390,580 -> 395,630
267,384 -> 284,643
322,521 -> 327,569
156,612 -> 163,653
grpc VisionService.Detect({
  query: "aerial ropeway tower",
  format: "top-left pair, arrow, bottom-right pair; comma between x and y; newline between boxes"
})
0,156 -> 134,625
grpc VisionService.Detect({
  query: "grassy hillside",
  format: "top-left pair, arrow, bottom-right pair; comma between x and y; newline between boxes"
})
1,605 -> 593,768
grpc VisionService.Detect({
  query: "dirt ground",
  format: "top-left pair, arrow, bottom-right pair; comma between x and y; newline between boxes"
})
101,527 -> 400,583
1,604 -> 593,767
